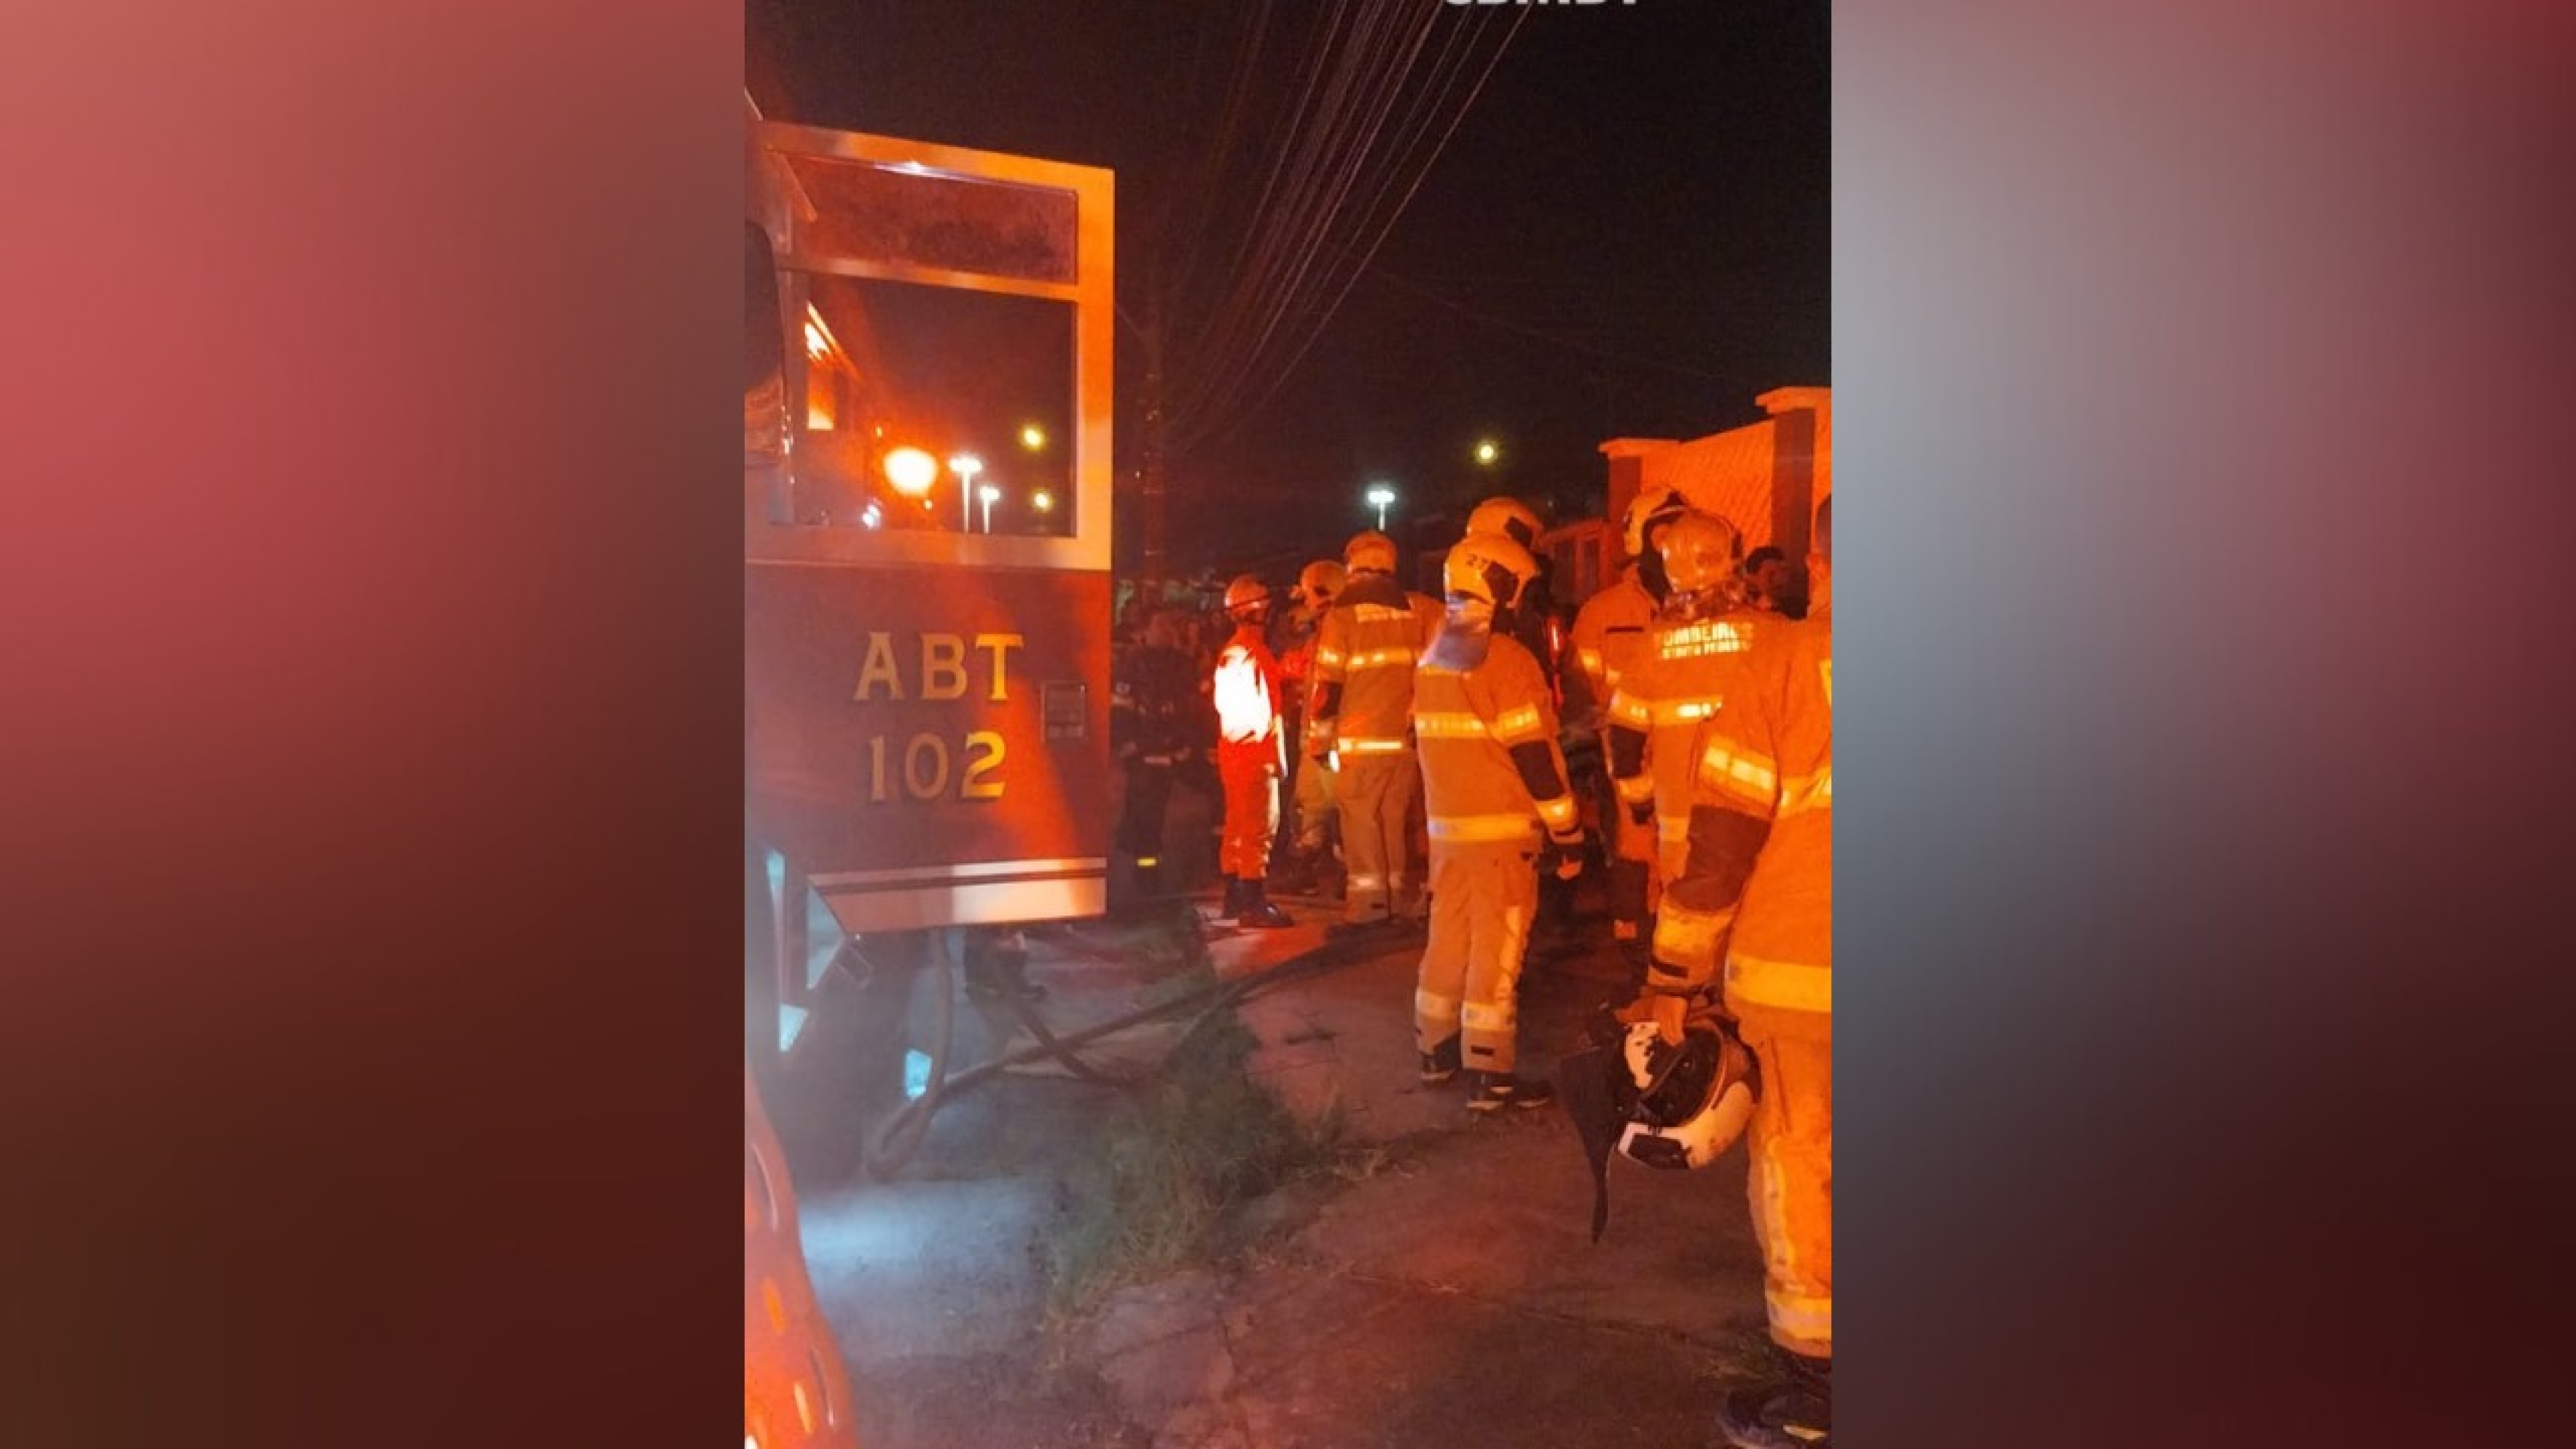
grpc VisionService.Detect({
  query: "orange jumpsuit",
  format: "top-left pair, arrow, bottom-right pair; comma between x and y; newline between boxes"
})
1652,608 -> 1832,1359
1211,620 -> 1286,884
1413,622 -> 1579,1076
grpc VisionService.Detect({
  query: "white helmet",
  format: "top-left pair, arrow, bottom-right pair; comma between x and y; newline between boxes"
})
1466,496 -> 1544,551
1222,573 -> 1272,621
1343,530 -> 1398,575
1294,559 -> 1347,610
1443,530 -> 1539,611
1621,485 -> 1690,561
1614,1020 -> 1759,1171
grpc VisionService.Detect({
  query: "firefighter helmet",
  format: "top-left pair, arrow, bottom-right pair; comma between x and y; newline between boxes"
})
1614,1020 -> 1760,1172
1343,530 -> 1398,575
1443,531 -> 1539,611
1294,559 -> 1346,610
1622,485 -> 1690,560
1466,496 -> 1545,551
1223,574 -> 1272,620
1659,510 -> 1746,602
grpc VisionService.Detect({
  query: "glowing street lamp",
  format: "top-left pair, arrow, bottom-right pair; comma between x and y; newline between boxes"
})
948,453 -> 983,531
884,446 -> 939,499
1364,482 -> 1397,532
1018,424 -> 1048,452
1030,489 -> 1055,515
978,482 -> 1001,534
1472,439 -> 1500,467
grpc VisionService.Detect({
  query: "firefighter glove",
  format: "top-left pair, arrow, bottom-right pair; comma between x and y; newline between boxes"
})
1649,991 -> 1690,1046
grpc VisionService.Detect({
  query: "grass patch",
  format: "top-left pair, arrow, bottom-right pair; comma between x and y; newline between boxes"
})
1043,935 -> 1339,1318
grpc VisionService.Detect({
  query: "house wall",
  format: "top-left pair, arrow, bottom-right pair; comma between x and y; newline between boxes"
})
1600,385 -> 1830,562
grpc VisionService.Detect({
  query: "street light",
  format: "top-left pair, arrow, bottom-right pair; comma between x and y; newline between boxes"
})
1365,482 -> 1397,532
1030,489 -> 1055,515
978,482 -> 1001,534
884,446 -> 939,499
1018,424 -> 1048,452
948,453 -> 983,532
1472,439 -> 1500,467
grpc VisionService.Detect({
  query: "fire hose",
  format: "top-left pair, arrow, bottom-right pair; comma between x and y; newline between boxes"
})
847,916 -> 1345,1181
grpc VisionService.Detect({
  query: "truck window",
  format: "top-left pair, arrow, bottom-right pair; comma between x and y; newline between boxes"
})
790,274 -> 1074,538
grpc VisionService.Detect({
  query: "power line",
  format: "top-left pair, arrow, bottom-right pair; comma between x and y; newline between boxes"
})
1156,3 -> 1529,458
1367,265 -> 1729,381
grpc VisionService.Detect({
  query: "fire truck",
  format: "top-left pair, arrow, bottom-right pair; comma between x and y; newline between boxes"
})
740,94 -> 1116,1447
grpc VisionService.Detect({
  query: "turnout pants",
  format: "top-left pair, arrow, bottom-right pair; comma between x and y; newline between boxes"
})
1291,749 -> 1339,853
1118,760 -> 1175,865
1729,999 -> 1833,1358
1603,737 -> 1660,945
1413,840 -> 1539,1075
1337,752 -> 1419,922
1218,744 -> 1279,881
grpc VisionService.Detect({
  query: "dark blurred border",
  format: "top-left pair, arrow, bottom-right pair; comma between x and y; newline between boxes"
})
1840,3 -> 2576,1445
1,2 -> 742,1441
9,2 -> 2576,1445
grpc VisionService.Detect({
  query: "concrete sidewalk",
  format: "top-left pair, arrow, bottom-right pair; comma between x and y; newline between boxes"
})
782,887 -> 1774,1447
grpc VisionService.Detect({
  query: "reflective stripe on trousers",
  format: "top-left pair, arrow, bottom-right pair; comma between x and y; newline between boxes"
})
1732,1000 -> 1831,1356
1414,842 -> 1537,1074
1726,951 -> 1832,1015
1337,752 -> 1418,922
1426,813 -> 1539,844
1335,736 -> 1411,755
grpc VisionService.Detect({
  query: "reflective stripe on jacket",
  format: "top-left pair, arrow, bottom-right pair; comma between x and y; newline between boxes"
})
1660,611 -> 1831,1001
1414,628 -> 1575,847
1609,608 -> 1763,845
1315,574 -> 1441,751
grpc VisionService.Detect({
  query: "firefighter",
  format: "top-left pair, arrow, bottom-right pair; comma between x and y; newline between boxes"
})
1110,605 -> 1202,904
1607,510 -> 1763,899
1276,559 -> 1347,895
1464,496 -> 1560,697
1566,485 -> 1691,967
1310,530 -> 1444,935
1646,495 -> 1833,1449
1211,574 -> 1295,928
1414,531 -> 1586,1111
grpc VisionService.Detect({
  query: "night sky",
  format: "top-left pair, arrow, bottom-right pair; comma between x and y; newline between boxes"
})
751,0 -> 1827,577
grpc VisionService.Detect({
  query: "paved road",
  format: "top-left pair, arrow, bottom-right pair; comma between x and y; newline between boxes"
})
772,890 -> 1772,1447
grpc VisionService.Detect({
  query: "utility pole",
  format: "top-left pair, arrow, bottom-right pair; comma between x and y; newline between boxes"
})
1139,292 -> 1168,584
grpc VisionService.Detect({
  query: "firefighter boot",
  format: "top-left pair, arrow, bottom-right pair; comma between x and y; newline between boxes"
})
1418,1034 -> 1463,1086
1468,1069 -> 1558,1113
1715,1349 -> 1831,1449
1236,878 -> 1294,930
1272,843 -> 1319,896
1221,878 -> 1247,918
